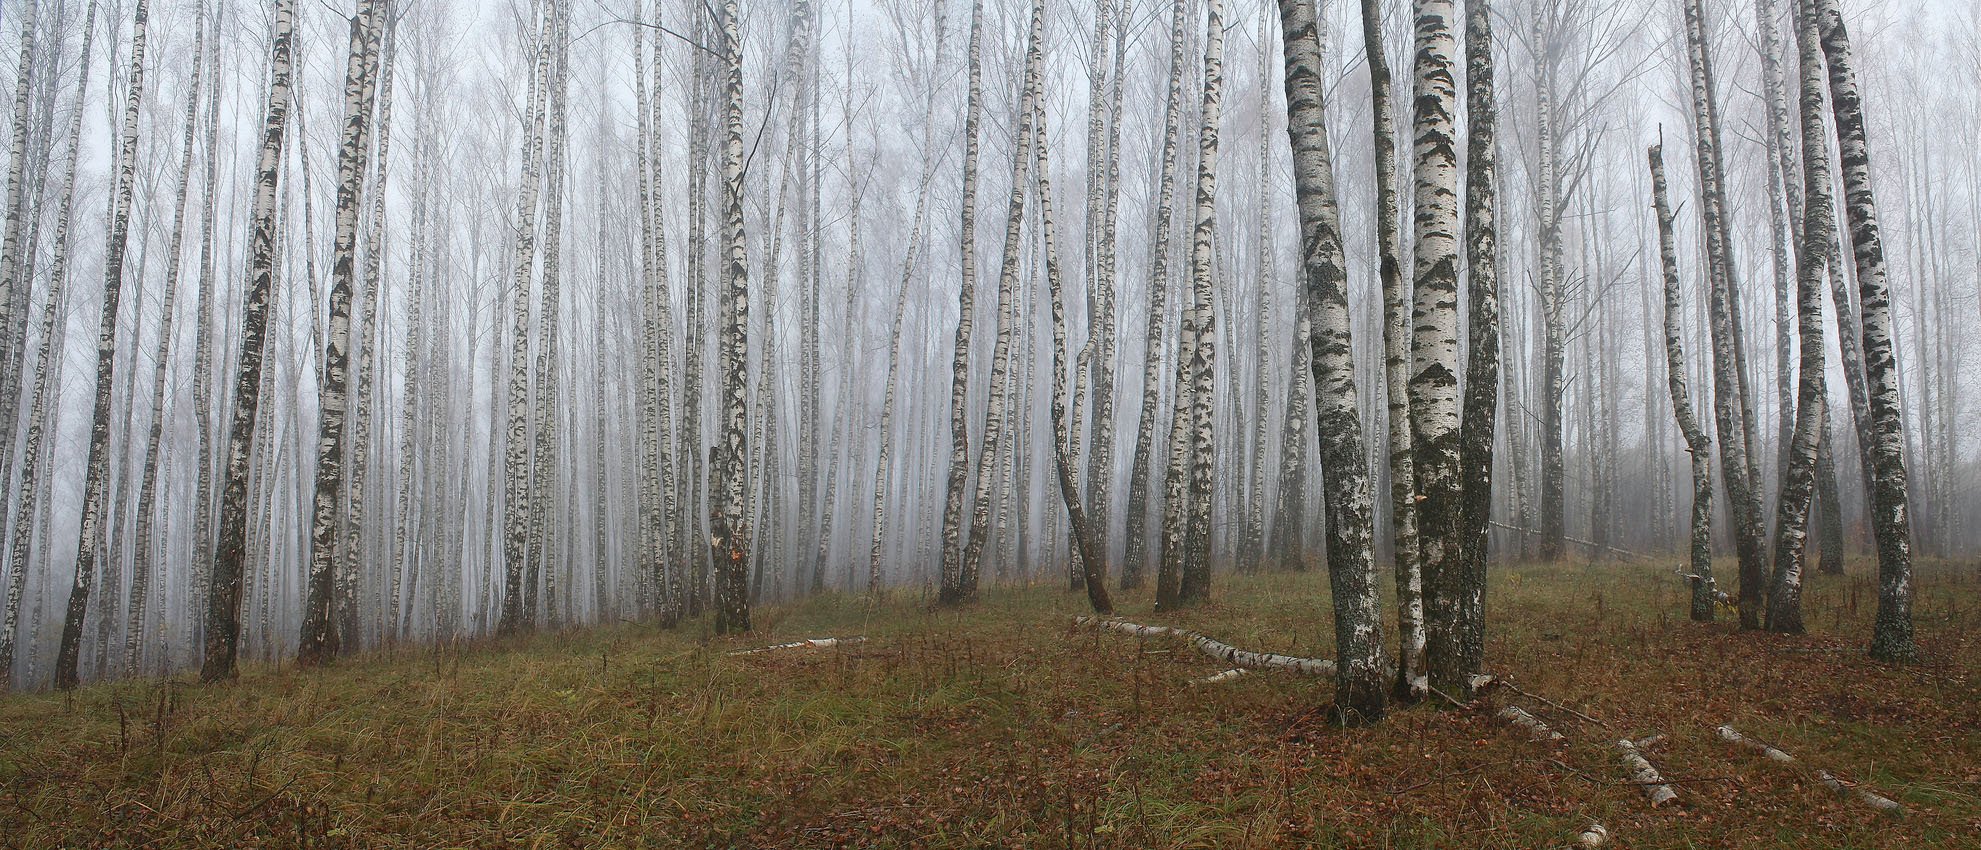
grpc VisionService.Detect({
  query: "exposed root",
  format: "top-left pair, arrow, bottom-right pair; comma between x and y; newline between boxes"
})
1717,724 -> 1902,815
726,636 -> 868,656
1497,706 -> 1567,745
1616,738 -> 1678,807
1074,616 -> 1336,677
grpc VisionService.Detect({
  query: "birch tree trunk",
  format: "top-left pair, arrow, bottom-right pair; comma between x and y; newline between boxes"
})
56,0 -> 147,691
959,0 -> 1045,603
1766,2 -> 1835,635
1277,0 -> 1389,724
189,0 -> 226,649
1084,0 -> 1130,588
1175,0 -> 1224,606
128,4 -> 208,674
1454,0 -> 1498,687
937,0 -> 984,606
2,0 -> 96,691
1811,0 -> 1917,662
0,0 -> 42,482
204,0 -> 296,675
497,0 -> 550,637
1124,0 -> 1189,592
1405,0 -> 1468,700
710,0 -> 752,634
1361,0 -> 1422,700
1682,0 -> 1766,630
1651,140 -> 1717,623
300,0 -> 385,666
1036,92 -> 1114,614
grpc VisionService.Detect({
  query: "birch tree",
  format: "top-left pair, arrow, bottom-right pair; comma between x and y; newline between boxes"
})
1406,0 -> 1468,699
710,0 -> 752,634
1650,140 -> 1716,623
204,0 -> 297,683
300,0 -> 387,665
1124,0 -> 1188,591
1276,0 -> 1389,724
1812,0 -> 1917,662
55,0 -> 147,691
937,0 -> 984,607
1454,0 -> 1498,687
1361,0 -> 1423,700
1682,0 -> 1765,629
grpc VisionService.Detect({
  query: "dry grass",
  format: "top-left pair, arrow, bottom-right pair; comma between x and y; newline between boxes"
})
2,559 -> 1978,848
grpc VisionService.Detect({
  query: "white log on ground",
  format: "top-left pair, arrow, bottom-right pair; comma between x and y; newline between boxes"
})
1576,822 -> 1610,848
1616,738 -> 1678,807
1074,617 -> 1336,676
727,636 -> 868,656
1496,706 -> 1566,744
1191,668 -> 1249,686
1718,724 -> 1901,814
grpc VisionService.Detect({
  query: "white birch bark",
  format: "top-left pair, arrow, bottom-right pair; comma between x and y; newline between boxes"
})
1405,0 -> 1466,698
1811,0 -> 1916,662
1123,0 -> 1189,591
2,0 -> 96,691
1650,141 -> 1717,623
1766,3 -> 1834,635
937,0 -> 985,606
300,0 -> 386,665
54,0 -> 146,691
1361,0 -> 1423,700
959,0 -> 1045,602
710,0 -> 752,634
1276,0 -> 1389,723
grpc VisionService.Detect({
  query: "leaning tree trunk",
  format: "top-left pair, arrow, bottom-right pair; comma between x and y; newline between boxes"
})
1276,0 -> 1389,725
959,0 -> 1045,604
0,0 -> 43,492
1035,93 -> 1114,614
937,0 -> 985,606
299,0 -> 385,666
204,0 -> 296,683
709,0 -> 752,634
1123,0 -> 1189,591
1682,0 -> 1766,630
1360,0 -> 1423,701
1811,0 -> 1916,662
1650,140 -> 1717,623
54,0 -> 147,691
1405,0 -> 1468,701
1766,2 -> 1835,635
1453,0 -> 1498,689
2,0 -> 97,692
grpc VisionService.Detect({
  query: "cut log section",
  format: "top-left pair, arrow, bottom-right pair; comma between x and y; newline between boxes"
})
1497,706 -> 1567,744
1074,616 -> 1337,676
1717,724 -> 1902,815
1616,738 -> 1678,806
726,636 -> 868,656
1575,822 -> 1610,848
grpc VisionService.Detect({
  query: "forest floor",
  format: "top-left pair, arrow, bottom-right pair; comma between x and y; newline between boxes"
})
2,559 -> 1979,849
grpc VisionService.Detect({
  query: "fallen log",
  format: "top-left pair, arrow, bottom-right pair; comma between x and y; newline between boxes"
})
726,636 -> 868,656
1190,668 -> 1249,686
1575,822 -> 1610,848
1717,724 -> 1902,815
1616,738 -> 1678,806
1073,616 -> 1337,677
1497,706 -> 1567,744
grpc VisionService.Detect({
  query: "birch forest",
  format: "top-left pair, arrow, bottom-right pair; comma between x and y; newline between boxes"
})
1,0 -> 1978,845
